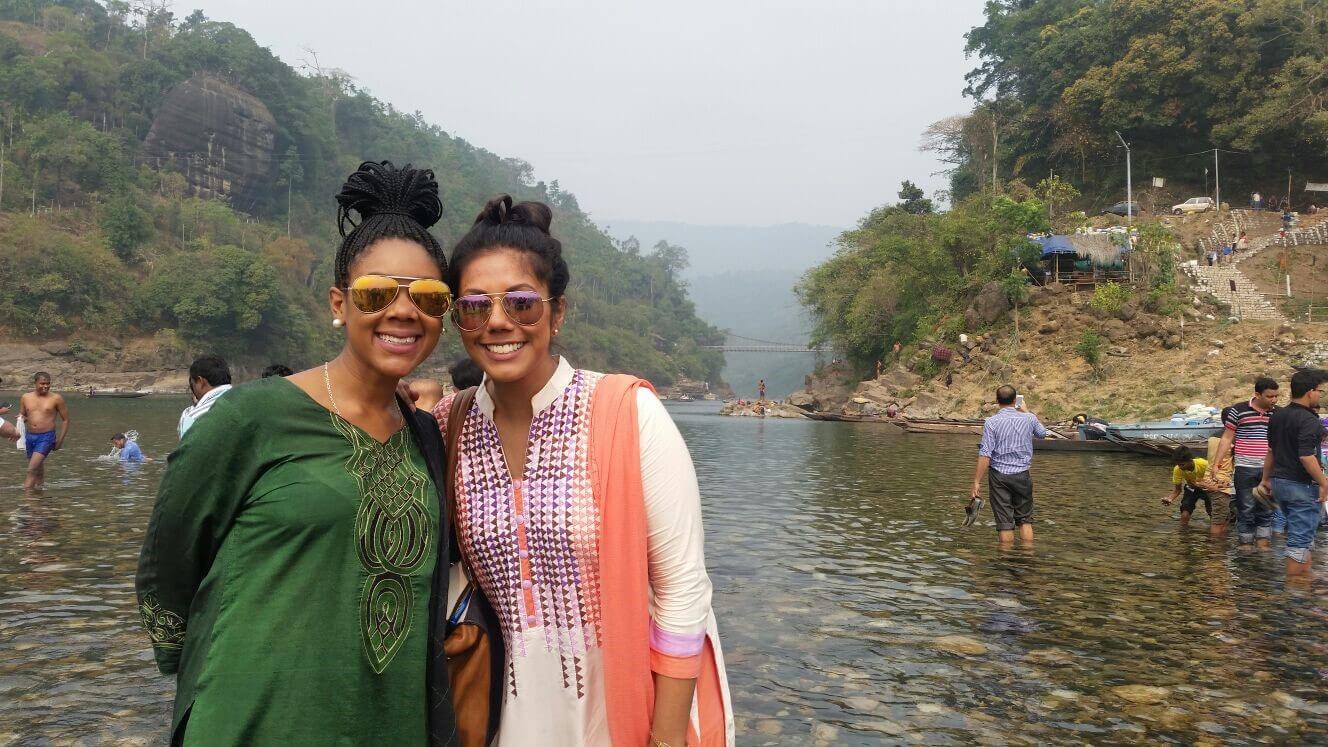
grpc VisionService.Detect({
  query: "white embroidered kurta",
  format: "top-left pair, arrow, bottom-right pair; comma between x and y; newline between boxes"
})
436,359 -> 713,746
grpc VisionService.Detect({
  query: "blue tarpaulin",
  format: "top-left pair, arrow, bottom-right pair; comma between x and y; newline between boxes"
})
1035,235 -> 1078,258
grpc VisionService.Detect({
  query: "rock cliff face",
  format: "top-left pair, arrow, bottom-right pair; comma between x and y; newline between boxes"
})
144,74 -> 278,213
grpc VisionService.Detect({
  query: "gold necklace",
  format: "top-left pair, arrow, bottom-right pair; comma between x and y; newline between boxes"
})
323,362 -> 404,425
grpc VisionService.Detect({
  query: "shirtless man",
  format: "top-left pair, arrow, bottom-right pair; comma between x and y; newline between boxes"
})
20,372 -> 70,494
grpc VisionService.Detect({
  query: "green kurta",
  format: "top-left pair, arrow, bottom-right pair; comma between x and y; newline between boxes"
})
136,377 -> 439,745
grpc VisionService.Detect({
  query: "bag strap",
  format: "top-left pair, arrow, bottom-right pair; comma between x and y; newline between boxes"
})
444,385 -> 478,524
444,386 -> 479,617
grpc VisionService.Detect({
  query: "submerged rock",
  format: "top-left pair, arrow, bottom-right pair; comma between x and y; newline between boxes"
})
930,635 -> 988,656
1111,684 -> 1171,704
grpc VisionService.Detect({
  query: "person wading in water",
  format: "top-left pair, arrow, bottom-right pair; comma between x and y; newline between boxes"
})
20,372 -> 70,496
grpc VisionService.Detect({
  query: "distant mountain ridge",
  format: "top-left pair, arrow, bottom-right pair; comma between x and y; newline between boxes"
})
605,220 -> 843,398
603,220 -> 840,279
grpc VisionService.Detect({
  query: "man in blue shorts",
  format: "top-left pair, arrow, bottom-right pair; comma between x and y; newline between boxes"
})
19,372 -> 70,495
1259,369 -> 1328,578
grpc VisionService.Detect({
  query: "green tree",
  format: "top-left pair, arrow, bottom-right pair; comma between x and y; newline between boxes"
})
100,191 -> 151,262
1075,329 -> 1104,379
897,180 -> 934,214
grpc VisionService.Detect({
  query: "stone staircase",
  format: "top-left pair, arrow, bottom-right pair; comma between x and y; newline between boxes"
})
1186,264 -> 1285,320
1188,209 -> 1286,322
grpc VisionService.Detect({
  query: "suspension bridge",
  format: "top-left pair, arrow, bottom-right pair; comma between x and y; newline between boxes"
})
702,332 -> 833,354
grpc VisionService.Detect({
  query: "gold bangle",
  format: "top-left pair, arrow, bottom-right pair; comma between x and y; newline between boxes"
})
649,731 -> 673,747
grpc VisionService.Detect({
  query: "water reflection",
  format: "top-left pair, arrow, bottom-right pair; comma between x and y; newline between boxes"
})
2,397 -> 1327,743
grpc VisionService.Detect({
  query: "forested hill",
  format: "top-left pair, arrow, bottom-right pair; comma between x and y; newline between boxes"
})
943,0 -> 1328,207
0,0 -> 723,386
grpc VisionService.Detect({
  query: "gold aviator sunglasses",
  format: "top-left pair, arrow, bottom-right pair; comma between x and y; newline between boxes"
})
346,275 -> 453,317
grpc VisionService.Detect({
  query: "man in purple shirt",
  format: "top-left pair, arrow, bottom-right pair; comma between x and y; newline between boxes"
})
972,385 -> 1048,546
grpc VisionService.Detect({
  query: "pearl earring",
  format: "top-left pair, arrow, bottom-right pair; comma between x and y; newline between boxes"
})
332,318 -> 344,328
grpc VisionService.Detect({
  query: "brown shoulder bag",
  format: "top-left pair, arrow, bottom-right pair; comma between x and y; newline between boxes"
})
442,386 -> 495,747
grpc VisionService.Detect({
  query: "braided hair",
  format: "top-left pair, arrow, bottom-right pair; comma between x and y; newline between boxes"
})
333,161 -> 447,287
447,194 -> 570,299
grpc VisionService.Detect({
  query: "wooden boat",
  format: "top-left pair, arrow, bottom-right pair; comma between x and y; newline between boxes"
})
1033,437 -> 1204,456
803,411 -> 900,424
86,388 -> 151,398
905,421 -> 985,435
902,417 -> 1076,439
1099,421 -> 1224,442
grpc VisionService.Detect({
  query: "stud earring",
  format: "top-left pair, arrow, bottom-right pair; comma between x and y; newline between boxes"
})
332,318 -> 344,328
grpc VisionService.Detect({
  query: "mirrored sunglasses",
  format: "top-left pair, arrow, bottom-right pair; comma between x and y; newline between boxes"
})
347,275 -> 452,317
451,291 -> 554,332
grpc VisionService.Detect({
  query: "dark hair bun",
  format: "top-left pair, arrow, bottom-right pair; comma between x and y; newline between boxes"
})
336,160 -> 443,237
474,194 -> 553,236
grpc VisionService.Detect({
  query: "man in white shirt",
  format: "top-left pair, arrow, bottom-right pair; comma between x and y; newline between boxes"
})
178,355 -> 232,440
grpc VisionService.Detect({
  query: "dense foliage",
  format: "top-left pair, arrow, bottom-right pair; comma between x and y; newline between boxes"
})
0,0 -> 723,384
941,0 -> 1328,206
796,183 -> 1050,372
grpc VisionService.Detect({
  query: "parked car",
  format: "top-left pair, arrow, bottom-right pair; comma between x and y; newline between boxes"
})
1171,196 -> 1214,215
1103,201 -> 1143,216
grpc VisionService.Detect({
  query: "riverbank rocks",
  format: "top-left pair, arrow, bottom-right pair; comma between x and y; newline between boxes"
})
970,282 -> 1011,324
719,401 -> 809,419
1111,685 -> 1171,704
1116,301 -> 1138,321
905,391 -> 949,419
930,635 -> 988,656
877,368 -> 921,394
1039,320 -> 1061,334
785,390 -> 816,410
1101,319 -> 1132,343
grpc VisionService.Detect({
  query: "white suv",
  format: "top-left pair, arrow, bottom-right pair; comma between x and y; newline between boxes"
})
1171,197 -> 1214,215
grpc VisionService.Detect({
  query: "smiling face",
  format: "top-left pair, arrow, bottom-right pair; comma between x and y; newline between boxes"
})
34,377 -> 50,395
330,237 -> 446,382
455,248 -> 564,387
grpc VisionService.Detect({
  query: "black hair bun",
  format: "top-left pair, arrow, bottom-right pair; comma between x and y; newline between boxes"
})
336,160 -> 443,237
474,194 -> 553,236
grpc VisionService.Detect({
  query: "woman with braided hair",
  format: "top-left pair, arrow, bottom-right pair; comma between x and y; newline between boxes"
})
137,161 -> 468,744
432,195 -> 734,746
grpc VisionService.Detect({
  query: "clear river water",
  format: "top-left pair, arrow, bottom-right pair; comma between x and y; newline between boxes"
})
3,395 -> 1328,745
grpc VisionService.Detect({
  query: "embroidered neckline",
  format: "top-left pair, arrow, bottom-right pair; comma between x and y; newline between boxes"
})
331,414 -> 434,674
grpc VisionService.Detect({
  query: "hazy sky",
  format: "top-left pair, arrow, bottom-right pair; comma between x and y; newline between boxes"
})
189,1 -> 987,227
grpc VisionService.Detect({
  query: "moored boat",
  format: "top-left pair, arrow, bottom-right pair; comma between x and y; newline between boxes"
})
1099,421 -> 1224,442
86,388 -> 151,398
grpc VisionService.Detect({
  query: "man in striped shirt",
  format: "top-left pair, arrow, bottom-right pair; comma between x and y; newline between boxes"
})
1214,377 -> 1280,548
972,385 -> 1048,545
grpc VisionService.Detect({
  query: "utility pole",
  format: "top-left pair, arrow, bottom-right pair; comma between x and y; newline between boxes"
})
991,118 -> 998,193
1287,168 -> 1293,209
0,140 -> 5,209
1115,131 -> 1132,223
1213,148 -> 1220,212
1048,169 -> 1054,222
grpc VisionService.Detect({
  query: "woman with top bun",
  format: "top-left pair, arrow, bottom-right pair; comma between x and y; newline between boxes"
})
137,161 -> 463,744
432,195 -> 734,746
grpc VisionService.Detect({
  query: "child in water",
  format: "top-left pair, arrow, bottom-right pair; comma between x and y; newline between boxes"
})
1162,444 -> 1230,531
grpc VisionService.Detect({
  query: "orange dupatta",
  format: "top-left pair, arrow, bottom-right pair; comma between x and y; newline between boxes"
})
590,374 -> 733,747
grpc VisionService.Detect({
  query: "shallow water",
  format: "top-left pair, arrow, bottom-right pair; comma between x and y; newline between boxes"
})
3,394 -> 1328,744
